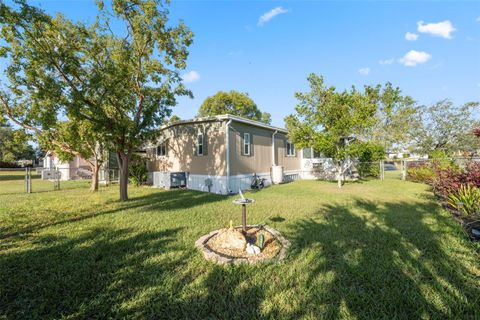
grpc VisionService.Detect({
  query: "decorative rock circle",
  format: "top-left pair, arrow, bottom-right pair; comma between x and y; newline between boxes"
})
195,224 -> 290,265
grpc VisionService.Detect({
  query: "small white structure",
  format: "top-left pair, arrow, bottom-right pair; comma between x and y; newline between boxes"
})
42,151 -> 92,181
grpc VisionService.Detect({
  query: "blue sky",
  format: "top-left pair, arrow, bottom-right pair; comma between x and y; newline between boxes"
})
8,0 -> 480,127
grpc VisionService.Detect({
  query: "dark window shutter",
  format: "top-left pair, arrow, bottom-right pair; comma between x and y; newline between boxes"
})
240,132 -> 245,156
203,134 -> 208,156
194,135 -> 197,156
249,133 -> 254,157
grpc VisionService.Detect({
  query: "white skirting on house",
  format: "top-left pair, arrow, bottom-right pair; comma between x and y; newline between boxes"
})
228,172 -> 272,194
151,170 -> 303,195
187,174 -> 228,194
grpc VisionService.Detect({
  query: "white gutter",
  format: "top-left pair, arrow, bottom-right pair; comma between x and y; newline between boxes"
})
159,114 -> 288,134
225,119 -> 233,194
271,130 -> 278,166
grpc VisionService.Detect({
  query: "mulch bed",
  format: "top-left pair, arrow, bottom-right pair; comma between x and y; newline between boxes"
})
440,200 -> 480,241
206,226 -> 280,259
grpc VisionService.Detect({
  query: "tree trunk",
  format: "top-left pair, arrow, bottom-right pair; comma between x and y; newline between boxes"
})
117,151 -> 130,201
336,162 -> 343,188
90,160 -> 100,192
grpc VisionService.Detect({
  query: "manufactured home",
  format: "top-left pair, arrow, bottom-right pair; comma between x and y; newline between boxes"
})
145,114 -> 346,194
42,151 -> 92,180
41,150 -> 119,182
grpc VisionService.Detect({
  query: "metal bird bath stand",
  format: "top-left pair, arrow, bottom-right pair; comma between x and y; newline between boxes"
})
232,190 -> 255,233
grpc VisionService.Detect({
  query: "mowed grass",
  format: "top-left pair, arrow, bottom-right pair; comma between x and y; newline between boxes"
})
0,170 -> 89,195
0,171 -> 479,319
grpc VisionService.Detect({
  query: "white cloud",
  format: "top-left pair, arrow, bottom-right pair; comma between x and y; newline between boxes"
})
405,32 -> 419,41
258,7 -> 288,26
398,50 -> 432,67
477,83 -> 480,88
417,20 -> 456,39
476,17 -> 480,22
358,67 -> 370,75
181,70 -> 200,83
379,58 -> 394,65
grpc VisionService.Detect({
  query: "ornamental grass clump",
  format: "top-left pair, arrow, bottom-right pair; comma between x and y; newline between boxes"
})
447,184 -> 480,216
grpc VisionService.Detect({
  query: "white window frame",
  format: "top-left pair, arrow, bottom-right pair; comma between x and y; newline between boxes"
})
286,141 -> 295,156
197,133 -> 204,156
243,133 -> 251,156
157,143 -> 167,157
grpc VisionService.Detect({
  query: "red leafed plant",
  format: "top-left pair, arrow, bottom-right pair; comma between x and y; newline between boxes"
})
465,162 -> 480,187
474,128 -> 480,138
432,166 -> 466,199
432,161 -> 480,199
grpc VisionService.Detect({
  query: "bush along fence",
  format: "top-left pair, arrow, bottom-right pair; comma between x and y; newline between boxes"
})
405,158 -> 480,240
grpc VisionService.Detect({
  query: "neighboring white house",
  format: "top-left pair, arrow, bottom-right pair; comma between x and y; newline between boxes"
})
42,151 -> 92,180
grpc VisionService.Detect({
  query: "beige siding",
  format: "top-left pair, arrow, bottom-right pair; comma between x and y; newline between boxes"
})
147,121 -> 227,176
229,122 -> 275,175
274,133 -> 301,171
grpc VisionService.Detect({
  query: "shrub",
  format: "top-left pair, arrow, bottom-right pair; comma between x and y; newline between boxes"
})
407,162 -> 435,184
447,184 -> 480,216
431,166 -> 465,199
0,161 -> 20,168
465,162 -> 480,187
355,142 -> 385,178
129,155 -> 148,187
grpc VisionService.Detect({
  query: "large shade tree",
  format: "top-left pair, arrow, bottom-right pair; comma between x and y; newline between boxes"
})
412,100 -> 480,157
363,83 -> 418,151
0,0 -> 193,200
198,90 -> 271,124
0,3 -> 110,192
285,74 -> 380,187
0,124 -> 35,163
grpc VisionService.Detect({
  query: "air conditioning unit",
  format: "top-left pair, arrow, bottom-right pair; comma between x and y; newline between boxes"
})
153,171 -> 187,189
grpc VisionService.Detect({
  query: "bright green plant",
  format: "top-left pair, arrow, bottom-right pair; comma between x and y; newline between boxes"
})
257,233 -> 265,249
129,155 -> 148,187
447,184 -> 480,216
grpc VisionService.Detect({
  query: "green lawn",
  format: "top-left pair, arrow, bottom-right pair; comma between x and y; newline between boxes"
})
0,172 -> 479,319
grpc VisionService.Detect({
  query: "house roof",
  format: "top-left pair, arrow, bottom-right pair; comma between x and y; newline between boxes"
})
161,114 -> 289,134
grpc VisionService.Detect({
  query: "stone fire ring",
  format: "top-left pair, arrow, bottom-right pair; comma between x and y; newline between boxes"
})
195,224 -> 290,265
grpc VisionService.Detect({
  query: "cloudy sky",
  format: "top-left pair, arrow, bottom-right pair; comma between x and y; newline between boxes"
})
8,1 -> 480,127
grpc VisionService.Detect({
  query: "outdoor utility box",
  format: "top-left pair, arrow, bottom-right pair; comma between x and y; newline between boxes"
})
153,171 -> 187,189
170,172 -> 186,188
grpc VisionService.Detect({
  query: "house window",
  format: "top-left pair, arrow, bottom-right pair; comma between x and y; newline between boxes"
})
197,134 -> 204,156
303,147 -> 322,159
243,133 -> 251,156
303,148 -> 312,159
286,141 -> 295,156
157,143 -> 167,157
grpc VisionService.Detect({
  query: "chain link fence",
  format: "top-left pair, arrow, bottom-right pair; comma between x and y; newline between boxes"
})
0,168 -> 92,195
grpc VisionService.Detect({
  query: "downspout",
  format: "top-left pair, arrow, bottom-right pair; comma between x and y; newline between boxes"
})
271,130 -> 278,183
271,130 -> 278,166
225,119 -> 233,194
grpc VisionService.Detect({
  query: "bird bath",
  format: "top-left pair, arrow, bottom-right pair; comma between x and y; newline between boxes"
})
232,190 -> 255,233
195,190 -> 290,264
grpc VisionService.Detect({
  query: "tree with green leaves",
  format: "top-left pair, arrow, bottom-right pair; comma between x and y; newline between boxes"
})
0,124 -> 35,163
198,90 -> 271,124
285,73 -> 381,187
412,100 -> 480,157
168,115 -> 181,123
0,0 -> 193,200
51,121 -> 105,191
363,82 -> 418,151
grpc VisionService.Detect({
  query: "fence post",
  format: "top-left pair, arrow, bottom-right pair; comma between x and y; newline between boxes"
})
25,167 -> 32,193
380,160 -> 385,181
54,170 -> 60,191
401,160 -> 407,181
